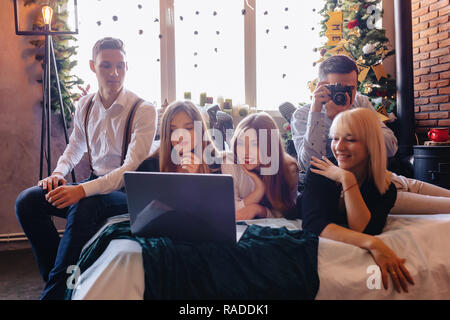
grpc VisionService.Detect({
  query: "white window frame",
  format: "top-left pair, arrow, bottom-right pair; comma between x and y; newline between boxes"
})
160,0 -> 176,104
158,0 -> 392,112
159,0 -> 257,108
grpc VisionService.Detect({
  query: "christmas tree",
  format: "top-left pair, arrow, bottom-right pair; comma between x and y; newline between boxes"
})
25,0 -> 84,124
313,0 -> 396,116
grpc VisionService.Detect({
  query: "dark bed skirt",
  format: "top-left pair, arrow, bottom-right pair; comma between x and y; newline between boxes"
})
66,221 -> 319,300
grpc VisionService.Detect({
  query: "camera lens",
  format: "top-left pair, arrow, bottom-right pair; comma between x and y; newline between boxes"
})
333,93 -> 347,106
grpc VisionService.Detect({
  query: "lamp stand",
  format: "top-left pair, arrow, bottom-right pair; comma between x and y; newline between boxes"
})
39,28 -> 76,182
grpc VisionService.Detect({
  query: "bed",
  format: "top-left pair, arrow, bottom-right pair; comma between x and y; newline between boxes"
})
68,213 -> 450,300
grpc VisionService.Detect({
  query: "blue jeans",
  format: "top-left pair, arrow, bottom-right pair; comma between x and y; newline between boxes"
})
15,176 -> 128,300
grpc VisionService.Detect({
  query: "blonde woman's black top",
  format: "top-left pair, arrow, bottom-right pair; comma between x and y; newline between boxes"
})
300,161 -> 397,236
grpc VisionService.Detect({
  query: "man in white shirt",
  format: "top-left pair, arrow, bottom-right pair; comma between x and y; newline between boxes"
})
15,37 -> 157,299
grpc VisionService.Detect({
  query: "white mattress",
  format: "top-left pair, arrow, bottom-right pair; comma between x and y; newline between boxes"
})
71,214 -> 450,300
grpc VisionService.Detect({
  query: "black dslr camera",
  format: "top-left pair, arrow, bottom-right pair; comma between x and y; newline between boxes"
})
326,84 -> 354,106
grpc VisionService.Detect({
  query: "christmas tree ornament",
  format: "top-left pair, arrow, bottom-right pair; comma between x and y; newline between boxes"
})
363,83 -> 373,94
376,103 -> 389,122
376,47 -> 388,59
357,65 -> 370,82
356,56 -> 366,65
362,42 -> 377,55
325,11 -> 343,46
347,27 -> 361,38
347,19 -> 359,29
372,63 -> 387,80
349,4 -> 360,12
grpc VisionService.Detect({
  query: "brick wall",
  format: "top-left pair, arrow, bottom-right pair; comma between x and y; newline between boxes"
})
412,0 -> 450,136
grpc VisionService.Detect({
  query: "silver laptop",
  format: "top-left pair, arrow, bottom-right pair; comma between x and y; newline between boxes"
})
124,171 -> 246,244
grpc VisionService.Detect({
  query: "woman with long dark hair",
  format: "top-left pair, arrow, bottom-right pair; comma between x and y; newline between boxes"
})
222,112 -> 299,220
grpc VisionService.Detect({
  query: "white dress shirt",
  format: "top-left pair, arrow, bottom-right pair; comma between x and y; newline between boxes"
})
54,88 -> 157,197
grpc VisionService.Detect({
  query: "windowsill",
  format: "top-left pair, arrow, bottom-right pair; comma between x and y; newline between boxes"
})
264,110 -> 282,118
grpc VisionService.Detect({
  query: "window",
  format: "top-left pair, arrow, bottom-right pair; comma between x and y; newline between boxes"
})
72,0 -> 326,110
72,0 -> 161,105
256,0 -> 322,109
174,0 -> 245,105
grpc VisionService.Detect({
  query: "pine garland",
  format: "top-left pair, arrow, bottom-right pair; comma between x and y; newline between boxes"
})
25,0 -> 83,124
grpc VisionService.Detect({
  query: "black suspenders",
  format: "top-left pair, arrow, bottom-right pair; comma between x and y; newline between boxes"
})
84,95 -> 144,173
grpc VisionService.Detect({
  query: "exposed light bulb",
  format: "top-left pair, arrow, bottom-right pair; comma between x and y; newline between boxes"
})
42,5 -> 53,26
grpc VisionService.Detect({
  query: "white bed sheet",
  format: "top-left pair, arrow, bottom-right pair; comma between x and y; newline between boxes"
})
71,214 -> 450,300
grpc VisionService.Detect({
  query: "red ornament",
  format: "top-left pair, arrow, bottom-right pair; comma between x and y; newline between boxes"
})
347,19 -> 359,29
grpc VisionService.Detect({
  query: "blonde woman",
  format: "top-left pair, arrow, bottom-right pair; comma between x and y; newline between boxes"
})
300,108 -> 414,293
222,112 -> 299,221
139,100 -> 220,174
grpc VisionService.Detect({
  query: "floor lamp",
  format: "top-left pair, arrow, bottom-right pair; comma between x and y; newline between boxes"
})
14,0 -> 79,181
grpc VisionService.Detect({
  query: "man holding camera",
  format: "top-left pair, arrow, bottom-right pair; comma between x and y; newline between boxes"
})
291,55 -> 398,175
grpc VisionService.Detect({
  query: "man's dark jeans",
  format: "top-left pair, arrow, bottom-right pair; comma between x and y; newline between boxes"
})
15,176 -> 128,300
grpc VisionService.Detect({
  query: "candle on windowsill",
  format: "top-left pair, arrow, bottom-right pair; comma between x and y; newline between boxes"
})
200,92 -> 207,106
217,96 -> 224,110
238,104 -> 249,117
184,92 -> 191,100
232,102 -> 240,119
223,99 -> 232,109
